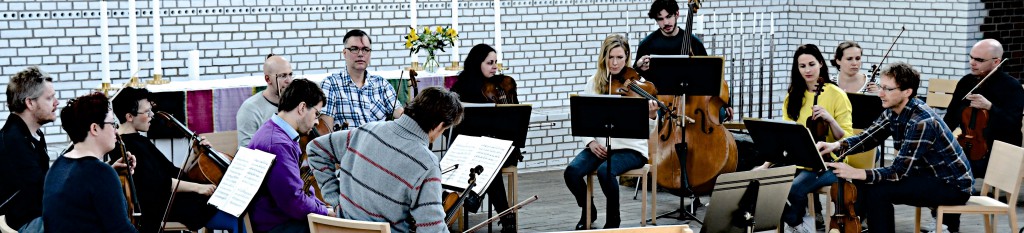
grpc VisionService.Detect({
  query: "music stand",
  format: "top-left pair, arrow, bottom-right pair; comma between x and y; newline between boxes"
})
701,166 -> 795,233
743,118 -> 827,171
847,93 -> 884,129
570,94 -> 650,172
648,55 -> 725,224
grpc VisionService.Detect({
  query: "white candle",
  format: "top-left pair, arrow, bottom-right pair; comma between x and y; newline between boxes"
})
451,0 -> 459,63
188,50 -> 200,81
128,0 -> 138,76
697,14 -> 704,35
100,1 -> 110,83
494,0 -> 502,63
770,12 -> 775,35
411,0 -> 418,64
152,0 -> 162,75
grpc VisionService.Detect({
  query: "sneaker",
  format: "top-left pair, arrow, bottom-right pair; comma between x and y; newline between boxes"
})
784,215 -> 815,233
921,223 -> 951,233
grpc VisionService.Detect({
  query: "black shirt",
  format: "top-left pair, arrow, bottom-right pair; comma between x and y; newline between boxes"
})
943,71 -> 1024,157
633,28 -> 709,81
0,114 -> 49,229
43,155 -> 138,233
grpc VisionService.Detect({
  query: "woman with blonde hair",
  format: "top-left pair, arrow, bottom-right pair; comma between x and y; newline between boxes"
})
563,34 -> 658,230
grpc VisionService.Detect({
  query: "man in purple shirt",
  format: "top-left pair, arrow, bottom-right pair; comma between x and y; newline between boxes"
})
248,78 -> 334,233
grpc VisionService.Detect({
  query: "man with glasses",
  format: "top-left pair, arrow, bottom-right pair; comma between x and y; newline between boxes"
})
319,29 -> 403,130
238,54 -> 295,147
249,79 -> 334,233
938,39 -> 1024,232
109,87 -> 231,233
818,62 -> 973,233
0,66 -> 60,230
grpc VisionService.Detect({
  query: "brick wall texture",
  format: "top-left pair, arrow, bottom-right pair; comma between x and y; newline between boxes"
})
0,0 -> 1006,171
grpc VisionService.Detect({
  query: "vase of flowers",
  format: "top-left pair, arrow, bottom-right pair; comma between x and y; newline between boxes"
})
406,25 -> 457,73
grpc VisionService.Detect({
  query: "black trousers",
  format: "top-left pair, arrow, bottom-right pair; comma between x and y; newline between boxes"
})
856,175 -> 970,233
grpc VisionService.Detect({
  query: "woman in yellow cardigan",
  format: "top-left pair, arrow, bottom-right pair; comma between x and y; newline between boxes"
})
755,44 -> 854,233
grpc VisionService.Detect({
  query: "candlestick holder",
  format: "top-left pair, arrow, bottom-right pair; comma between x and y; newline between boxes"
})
409,61 -> 423,71
147,74 -> 170,85
496,63 -> 509,73
126,76 -> 146,88
97,82 -> 121,97
445,61 -> 461,71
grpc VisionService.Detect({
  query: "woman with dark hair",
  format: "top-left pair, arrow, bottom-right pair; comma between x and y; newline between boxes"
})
831,41 -> 878,93
754,44 -> 854,233
42,92 -> 138,233
448,43 -> 520,232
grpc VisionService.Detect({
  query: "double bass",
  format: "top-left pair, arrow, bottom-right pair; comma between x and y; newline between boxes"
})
650,0 -> 737,195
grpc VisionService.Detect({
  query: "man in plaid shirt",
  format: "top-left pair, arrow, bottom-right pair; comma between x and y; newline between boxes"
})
319,29 -> 403,130
818,62 -> 973,233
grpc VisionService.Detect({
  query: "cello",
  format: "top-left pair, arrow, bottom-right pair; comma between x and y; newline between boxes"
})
957,58 -> 1008,161
650,0 -> 737,196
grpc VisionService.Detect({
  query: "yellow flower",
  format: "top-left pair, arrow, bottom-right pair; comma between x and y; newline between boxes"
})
408,27 -> 417,35
405,41 -> 413,49
409,33 -> 419,41
446,28 -> 457,37
424,26 -> 431,34
436,26 -> 443,34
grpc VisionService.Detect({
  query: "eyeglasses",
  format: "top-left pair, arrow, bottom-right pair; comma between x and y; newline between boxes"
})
345,47 -> 373,54
271,72 -> 293,79
970,55 -> 999,63
103,121 -> 119,130
136,109 -> 154,117
876,84 -> 901,93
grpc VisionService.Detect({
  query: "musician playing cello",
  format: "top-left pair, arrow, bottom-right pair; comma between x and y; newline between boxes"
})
818,62 -> 973,233
564,34 -> 659,230
939,38 -> 1024,232
306,87 -> 464,233
449,43 -> 521,232
249,79 -> 334,233
108,87 -> 230,233
753,44 -> 854,232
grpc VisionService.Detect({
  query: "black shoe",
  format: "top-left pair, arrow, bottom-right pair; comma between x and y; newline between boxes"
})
574,205 -> 598,230
603,215 -> 620,229
499,213 -> 517,233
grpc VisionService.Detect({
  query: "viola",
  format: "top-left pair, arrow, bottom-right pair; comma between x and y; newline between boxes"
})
113,136 -> 144,230
807,78 -> 830,142
829,179 -> 861,233
298,115 -> 338,203
957,58 -> 1007,161
864,26 -> 906,94
482,75 -> 519,104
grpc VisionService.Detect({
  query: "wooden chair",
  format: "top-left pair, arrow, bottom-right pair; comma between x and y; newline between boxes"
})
584,164 -> 652,229
926,78 -> 958,108
550,224 -> 690,233
307,213 -> 391,233
199,130 -> 239,157
499,166 -> 519,231
0,215 -> 16,233
808,129 -> 876,232
914,140 -> 1024,233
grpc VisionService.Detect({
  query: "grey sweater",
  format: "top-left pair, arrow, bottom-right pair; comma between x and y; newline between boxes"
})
236,92 -> 278,147
307,117 -> 448,233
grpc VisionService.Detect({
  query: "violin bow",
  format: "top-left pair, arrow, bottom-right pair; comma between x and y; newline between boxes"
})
864,26 -> 906,94
961,58 -> 1009,100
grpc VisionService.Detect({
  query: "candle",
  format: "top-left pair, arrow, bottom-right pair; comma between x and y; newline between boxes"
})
100,1 -> 110,83
189,50 -> 200,81
494,0 -> 502,63
411,0 -> 418,64
770,12 -> 775,34
128,0 -> 138,76
152,0 -> 162,75
697,14 -> 704,35
451,0 -> 459,63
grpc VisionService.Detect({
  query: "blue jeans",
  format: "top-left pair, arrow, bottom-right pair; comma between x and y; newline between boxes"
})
564,148 -> 646,217
782,169 -> 837,226
205,210 -> 243,233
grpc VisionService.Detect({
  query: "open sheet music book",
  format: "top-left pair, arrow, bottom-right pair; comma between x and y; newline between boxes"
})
439,135 -> 514,195
207,147 -> 276,217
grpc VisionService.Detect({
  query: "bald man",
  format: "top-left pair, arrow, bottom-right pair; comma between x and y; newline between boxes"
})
237,54 -> 295,147
940,39 -> 1024,232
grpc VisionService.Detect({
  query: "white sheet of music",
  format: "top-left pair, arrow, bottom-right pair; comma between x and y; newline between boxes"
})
439,135 -> 513,195
207,147 -> 275,217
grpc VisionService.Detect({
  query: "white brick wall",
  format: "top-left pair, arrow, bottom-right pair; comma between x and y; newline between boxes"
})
0,0 -> 986,170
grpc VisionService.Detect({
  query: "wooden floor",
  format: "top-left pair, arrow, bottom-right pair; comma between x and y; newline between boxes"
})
457,169 -> 1024,233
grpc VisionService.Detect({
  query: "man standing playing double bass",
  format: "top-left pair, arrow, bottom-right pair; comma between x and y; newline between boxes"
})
940,39 -> 1024,232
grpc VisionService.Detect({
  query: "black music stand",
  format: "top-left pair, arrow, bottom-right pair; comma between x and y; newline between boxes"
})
648,55 -> 725,224
847,92 -> 887,166
701,166 -> 795,233
743,118 -> 827,171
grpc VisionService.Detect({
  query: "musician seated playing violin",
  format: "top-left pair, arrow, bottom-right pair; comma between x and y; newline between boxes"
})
564,34 -> 659,230
249,79 -> 335,233
43,93 -> 138,233
108,87 -> 226,233
306,87 -> 464,233
449,43 -> 521,232
754,44 -> 854,233
818,62 -> 973,233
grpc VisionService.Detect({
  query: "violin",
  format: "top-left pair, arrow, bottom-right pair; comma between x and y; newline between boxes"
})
443,165 -> 484,225
958,58 -> 1008,161
298,115 -> 338,203
113,136 -> 144,230
482,75 -> 519,104
807,78 -> 830,142
864,26 -> 906,94
825,121 -> 890,233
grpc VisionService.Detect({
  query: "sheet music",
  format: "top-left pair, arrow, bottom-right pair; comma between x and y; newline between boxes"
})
207,147 -> 275,217
439,135 -> 513,194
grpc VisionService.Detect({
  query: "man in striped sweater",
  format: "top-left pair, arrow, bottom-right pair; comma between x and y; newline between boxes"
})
307,87 -> 464,232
